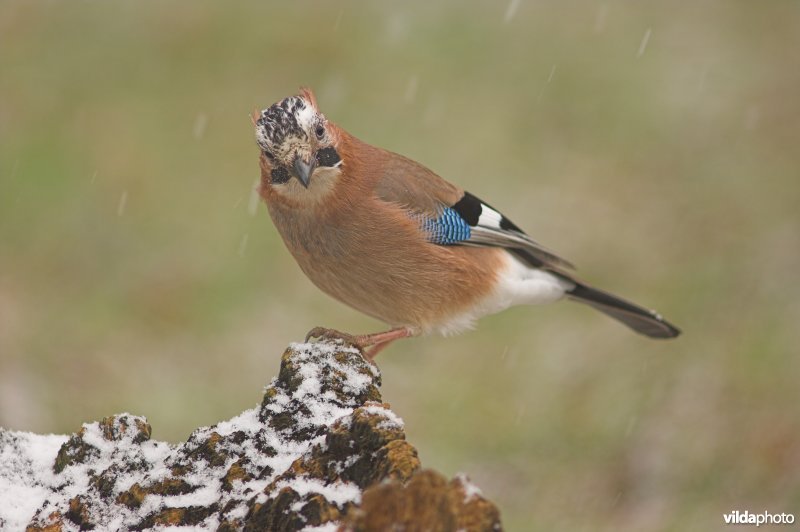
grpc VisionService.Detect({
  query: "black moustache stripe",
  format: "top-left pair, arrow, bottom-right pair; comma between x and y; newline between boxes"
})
271,166 -> 290,184
316,147 -> 341,167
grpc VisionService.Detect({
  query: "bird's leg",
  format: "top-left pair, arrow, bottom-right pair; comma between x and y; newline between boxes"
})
304,326 -> 415,360
362,339 -> 399,361
357,327 -> 415,361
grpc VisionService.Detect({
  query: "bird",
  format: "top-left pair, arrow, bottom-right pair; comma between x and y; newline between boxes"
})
254,88 -> 680,359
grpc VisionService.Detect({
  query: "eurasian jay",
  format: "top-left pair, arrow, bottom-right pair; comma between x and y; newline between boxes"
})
255,88 -> 680,359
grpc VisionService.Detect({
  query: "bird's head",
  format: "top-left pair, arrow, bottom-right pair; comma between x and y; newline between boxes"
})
255,88 -> 342,200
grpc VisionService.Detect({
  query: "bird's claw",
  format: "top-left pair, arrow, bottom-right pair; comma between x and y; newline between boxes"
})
304,326 -> 359,346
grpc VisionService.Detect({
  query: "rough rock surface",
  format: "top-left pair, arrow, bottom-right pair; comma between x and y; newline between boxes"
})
0,340 -> 502,531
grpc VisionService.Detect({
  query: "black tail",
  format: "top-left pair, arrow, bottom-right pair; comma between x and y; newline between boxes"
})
566,283 -> 681,339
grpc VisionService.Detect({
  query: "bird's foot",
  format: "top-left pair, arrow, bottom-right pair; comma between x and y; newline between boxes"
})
304,327 -> 358,346
304,326 -> 416,362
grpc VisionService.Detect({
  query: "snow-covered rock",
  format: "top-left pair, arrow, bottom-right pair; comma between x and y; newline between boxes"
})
0,340 -> 502,531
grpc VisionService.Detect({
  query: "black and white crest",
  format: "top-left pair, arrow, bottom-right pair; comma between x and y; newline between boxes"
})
255,96 -> 315,155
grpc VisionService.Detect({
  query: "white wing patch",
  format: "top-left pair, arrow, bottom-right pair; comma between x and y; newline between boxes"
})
476,204 -> 503,229
451,192 -> 575,271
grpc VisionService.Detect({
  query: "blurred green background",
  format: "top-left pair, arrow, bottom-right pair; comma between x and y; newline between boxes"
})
2,1 -> 799,529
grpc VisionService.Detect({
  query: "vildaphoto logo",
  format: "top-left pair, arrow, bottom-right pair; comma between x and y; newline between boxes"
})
723,510 -> 795,526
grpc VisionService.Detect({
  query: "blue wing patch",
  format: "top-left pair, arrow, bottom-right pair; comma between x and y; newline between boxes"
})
422,207 -> 471,245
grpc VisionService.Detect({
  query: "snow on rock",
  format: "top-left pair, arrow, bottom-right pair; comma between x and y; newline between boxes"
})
455,472 -> 485,502
0,339 -> 502,531
0,431 -> 67,531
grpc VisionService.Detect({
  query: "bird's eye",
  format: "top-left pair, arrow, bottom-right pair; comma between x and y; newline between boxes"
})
315,125 -> 325,139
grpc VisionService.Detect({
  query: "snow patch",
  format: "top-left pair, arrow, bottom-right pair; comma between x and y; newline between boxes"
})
1,341 -> 384,530
455,473 -> 484,502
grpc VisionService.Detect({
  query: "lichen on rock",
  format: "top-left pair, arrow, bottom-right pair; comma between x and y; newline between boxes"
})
0,340 -> 502,531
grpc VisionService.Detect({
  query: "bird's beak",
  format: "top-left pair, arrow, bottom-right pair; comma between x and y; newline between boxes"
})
292,154 -> 317,189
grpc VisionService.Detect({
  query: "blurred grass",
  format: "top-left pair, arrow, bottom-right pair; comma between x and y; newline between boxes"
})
1,1 -> 799,530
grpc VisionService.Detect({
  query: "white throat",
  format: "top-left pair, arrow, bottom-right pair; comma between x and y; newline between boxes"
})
274,166 -> 342,205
